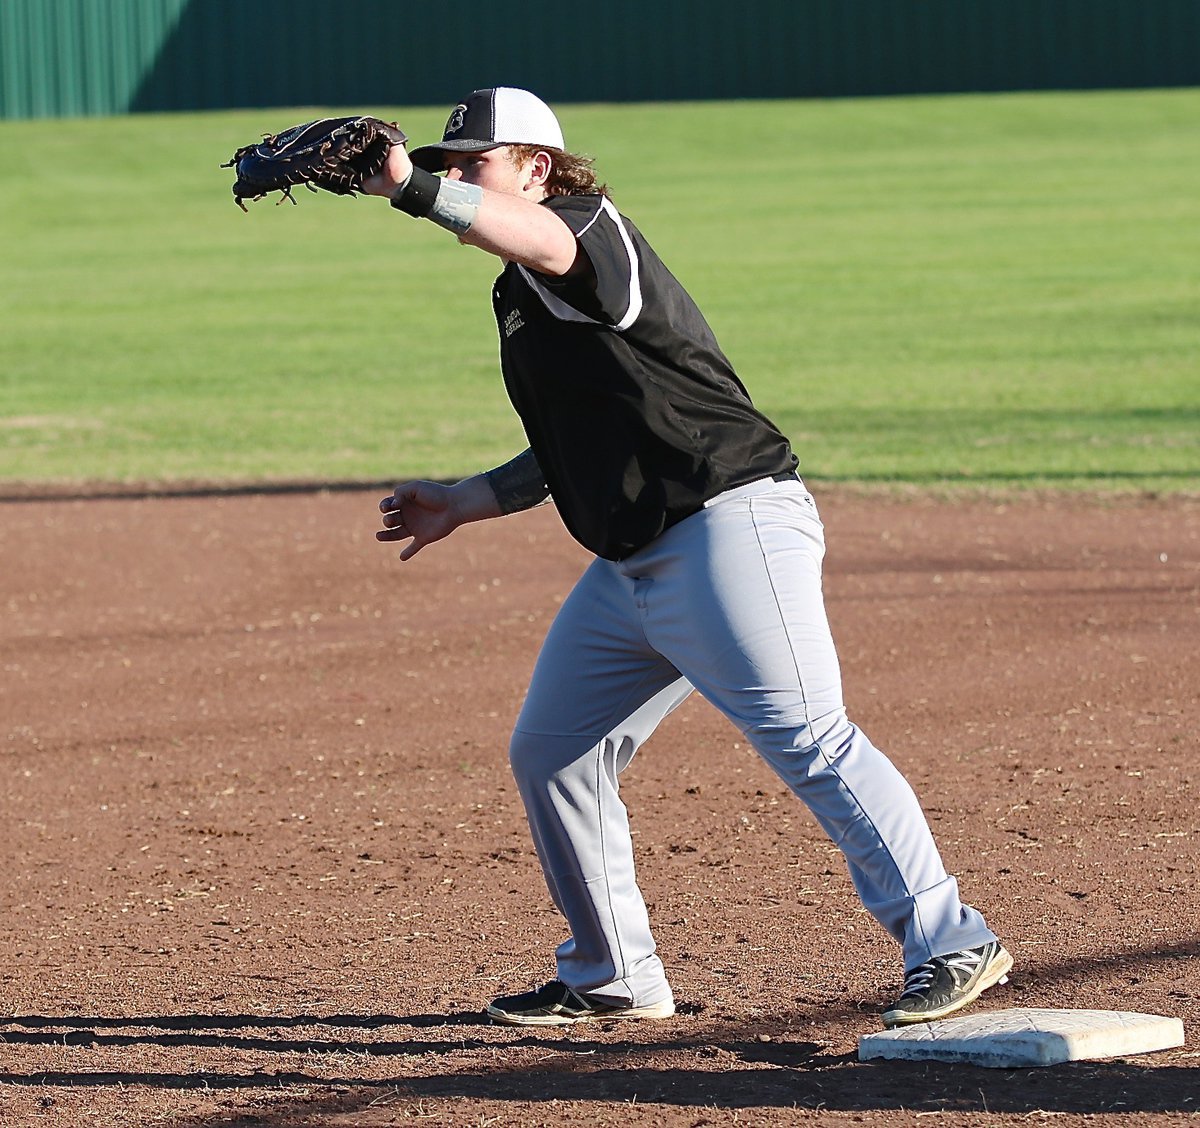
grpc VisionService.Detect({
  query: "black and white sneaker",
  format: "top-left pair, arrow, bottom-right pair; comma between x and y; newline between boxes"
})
486,980 -> 675,1027
882,941 -> 1013,1028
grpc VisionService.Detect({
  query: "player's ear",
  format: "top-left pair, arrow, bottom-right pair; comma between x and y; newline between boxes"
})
526,149 -> 554,189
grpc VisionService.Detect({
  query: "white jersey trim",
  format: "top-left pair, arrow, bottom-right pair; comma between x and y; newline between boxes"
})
517,197 -> 643,332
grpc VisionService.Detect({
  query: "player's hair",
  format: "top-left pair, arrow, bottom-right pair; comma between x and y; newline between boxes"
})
506,144 -> 611,199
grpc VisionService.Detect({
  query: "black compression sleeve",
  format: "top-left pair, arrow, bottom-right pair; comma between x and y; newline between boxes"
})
389,168 -> 441,218
484,449 -> 551,515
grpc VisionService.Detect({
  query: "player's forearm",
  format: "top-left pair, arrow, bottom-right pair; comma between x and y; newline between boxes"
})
387,168 -> 579,276
457,192 -> 580,275
483,448 -> 551,515
443,473 -> 505,524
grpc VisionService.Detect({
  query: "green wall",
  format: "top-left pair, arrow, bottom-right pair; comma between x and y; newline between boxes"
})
2,0 -> 187,118
3,0 -> 1198,119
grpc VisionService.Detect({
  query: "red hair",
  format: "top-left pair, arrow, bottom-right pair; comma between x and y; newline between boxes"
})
506,144 -> 611,199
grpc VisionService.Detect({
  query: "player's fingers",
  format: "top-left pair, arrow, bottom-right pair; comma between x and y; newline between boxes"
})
375,526 -> 412,543
380,482 -> 421,513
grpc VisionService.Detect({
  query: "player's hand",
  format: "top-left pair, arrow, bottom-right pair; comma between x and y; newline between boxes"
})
377,480 -> 463,560
361,141 -> 415,198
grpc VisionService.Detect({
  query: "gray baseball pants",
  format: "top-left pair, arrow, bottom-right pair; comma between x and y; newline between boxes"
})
509,476 -> 997,1007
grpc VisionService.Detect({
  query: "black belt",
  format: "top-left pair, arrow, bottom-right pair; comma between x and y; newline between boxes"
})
771,469 -> 800,483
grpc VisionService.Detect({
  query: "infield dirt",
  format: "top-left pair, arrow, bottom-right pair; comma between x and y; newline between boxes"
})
1,488 -> 1197,1127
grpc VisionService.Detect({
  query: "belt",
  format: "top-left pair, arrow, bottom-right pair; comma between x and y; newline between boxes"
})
703,470 -> 802,510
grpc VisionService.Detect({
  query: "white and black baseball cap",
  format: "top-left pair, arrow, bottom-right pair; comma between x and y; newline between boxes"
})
409,87 -> 565,172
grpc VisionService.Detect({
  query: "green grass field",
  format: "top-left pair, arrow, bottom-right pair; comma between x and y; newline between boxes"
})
1,89 -> 1196,491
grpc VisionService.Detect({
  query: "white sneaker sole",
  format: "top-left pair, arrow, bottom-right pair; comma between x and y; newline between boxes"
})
486,997 -> 676,1027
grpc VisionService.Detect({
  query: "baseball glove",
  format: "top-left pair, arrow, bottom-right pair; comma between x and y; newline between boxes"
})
222,116 -> 408,211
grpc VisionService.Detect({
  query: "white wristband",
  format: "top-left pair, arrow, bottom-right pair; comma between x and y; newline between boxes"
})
390,167 -> 482,235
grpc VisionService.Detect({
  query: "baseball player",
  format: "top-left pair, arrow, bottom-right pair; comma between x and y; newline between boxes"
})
363,87 -> 1012,1027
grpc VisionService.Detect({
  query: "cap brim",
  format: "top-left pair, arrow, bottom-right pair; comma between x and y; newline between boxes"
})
409,139 -> 502,172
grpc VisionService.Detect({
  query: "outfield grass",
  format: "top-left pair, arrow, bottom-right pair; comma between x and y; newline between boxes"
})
1,90 -> 1196,491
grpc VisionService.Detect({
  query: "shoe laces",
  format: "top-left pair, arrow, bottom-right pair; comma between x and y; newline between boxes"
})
900,948 -> 982,998
536,980 -> 590,1009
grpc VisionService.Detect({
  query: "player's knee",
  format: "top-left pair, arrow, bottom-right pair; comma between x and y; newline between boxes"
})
508,727 -> 600,793
507,727 -> 537,778
744,709 -> 856,774
507,727 -> 565,790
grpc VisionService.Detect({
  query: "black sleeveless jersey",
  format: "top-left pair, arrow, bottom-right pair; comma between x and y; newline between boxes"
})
492,193 -> 796,561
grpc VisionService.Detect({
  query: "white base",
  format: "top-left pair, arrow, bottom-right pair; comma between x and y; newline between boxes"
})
859,1008 -> 1185,1068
